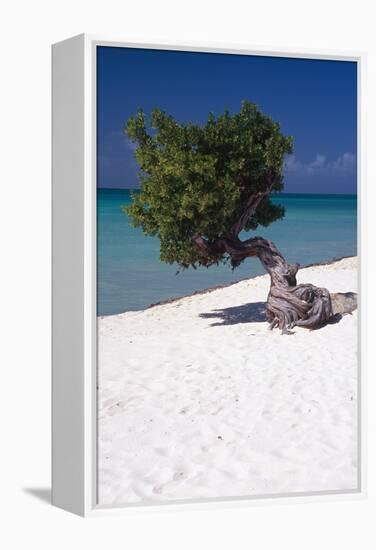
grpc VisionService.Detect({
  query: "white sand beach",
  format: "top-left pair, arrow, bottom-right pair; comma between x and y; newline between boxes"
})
97,257 -> 358,505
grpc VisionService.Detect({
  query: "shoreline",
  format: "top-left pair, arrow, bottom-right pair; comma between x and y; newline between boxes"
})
98,254 -> 356,317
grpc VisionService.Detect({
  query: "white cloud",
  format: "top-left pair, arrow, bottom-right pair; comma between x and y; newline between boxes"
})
284,153 -> 355,176
307,154 -> 326,172
332,152 -> 356,172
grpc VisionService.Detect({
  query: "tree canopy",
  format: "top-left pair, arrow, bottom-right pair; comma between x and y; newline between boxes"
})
123,101 -> 293,269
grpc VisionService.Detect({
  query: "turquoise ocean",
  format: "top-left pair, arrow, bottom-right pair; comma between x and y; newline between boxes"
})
97,190 -> 357,316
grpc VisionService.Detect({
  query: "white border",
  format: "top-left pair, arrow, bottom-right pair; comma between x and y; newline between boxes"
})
55,34 -> 366,516
84,34 -> 98,515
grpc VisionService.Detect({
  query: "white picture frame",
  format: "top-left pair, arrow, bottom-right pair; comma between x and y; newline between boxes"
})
52,34 -> 366,517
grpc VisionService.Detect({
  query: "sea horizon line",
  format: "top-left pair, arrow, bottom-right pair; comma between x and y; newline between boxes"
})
97,187 -> 357,197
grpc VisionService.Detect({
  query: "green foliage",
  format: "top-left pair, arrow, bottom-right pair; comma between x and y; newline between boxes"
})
123,101 -> 293,269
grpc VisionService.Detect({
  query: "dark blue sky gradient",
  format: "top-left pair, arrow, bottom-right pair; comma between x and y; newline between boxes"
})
97,46 -> 357,193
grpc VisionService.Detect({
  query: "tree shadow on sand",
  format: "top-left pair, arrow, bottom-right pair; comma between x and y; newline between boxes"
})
200,301 -> 267,327
200,301 -> 349,329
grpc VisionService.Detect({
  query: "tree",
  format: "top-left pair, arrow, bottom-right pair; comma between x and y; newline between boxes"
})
123,101 -> 333,331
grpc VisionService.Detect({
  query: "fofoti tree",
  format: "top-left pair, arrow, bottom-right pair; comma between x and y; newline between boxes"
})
123,101 -> 333,331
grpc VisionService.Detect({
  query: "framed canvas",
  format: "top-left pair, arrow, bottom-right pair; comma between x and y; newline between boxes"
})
52,34 -> 366,516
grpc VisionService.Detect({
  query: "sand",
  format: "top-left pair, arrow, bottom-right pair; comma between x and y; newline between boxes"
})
97,257 -> 358,505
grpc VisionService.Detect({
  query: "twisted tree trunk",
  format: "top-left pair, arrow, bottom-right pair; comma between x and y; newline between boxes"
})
192,234 -> 333,331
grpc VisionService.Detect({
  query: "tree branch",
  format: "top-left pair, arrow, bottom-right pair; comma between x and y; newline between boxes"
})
227,172 -> 276,238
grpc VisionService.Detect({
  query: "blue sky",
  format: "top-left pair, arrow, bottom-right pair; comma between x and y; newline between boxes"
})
97,47 -> 357,194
